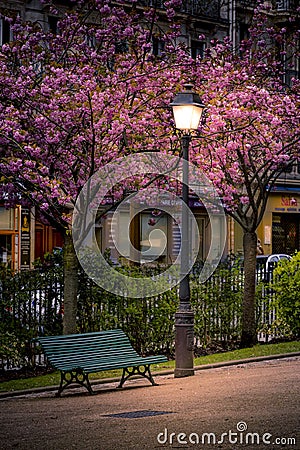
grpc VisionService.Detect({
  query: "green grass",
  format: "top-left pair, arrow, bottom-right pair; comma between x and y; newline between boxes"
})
1,340 -> 299,393
194,340 -> 300,366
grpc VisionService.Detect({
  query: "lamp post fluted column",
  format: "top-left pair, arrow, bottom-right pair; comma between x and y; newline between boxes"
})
170,83 -> 205,378
174,133 -> 194,377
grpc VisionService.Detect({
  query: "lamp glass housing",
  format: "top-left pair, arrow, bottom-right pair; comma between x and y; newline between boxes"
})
172,104 -> 204,131
170,84 -> 205,131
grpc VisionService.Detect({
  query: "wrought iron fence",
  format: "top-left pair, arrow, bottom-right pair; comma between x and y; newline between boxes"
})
0,261 -> 280,370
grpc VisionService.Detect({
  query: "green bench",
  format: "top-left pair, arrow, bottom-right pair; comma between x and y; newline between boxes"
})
33,329 -> 168,396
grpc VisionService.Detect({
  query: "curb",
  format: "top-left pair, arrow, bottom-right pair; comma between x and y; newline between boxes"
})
1,352 -> 299,399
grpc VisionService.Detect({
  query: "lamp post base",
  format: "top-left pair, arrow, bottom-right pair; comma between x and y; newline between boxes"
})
174,367 -> 195,378
174,310 -> 194,378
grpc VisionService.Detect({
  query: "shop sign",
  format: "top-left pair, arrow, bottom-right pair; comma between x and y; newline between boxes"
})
20,208 -> 30,269
281,195 -> 298,207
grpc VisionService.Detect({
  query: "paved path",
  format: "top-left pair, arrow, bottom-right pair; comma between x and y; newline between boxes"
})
0,357 -> 299,450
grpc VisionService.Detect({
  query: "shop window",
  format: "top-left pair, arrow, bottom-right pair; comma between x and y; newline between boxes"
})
140,210 -> 168,263
0,235 -> 12,268
272,213 -> 300,254
0,207 -> 14,230
105,208 -> 205,265
35,228 -> 44,261
113,210 -> 169,264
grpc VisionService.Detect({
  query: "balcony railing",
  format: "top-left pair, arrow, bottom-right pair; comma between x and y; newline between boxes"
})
138,0 -> 221,20
138,1 -> 296,18
276,0 -> 294,11
238,0 -> 296,11
181,0 -> 220,19
276,161 -> 300,182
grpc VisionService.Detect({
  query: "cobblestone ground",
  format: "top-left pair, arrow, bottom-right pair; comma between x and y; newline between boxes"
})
0,357 -> 299,450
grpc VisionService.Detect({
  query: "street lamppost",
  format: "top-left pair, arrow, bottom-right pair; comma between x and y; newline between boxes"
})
170,83 -> 205,378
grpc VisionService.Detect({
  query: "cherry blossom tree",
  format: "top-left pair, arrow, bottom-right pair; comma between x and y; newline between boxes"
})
0,0 -> 184,333
189,5 -> 300,346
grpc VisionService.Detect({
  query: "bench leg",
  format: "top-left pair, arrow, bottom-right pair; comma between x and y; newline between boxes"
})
56,369 -> 94,397
118,365 -> 158,389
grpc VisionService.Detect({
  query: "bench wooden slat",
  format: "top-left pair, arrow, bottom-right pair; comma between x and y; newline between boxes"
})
48,349 -> 139,361
49,354 -> 167,368
39,345 -> 138,357
33,329 -> 167,396
48,353 -> 166,368
47,346 -> 137,356
55,359 -> 165,369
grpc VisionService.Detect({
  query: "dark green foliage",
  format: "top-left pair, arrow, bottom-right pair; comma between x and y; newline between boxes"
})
1,252 -> 296,370
271,252 -> 300,338
0,262 -> 64,369
0,328 -> 26,368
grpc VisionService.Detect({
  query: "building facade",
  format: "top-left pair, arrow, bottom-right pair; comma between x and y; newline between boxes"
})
0,0 -> 299,269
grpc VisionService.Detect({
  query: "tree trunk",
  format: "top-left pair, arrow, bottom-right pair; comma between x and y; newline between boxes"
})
240,231 -> 258,348
63,232 -> 78,335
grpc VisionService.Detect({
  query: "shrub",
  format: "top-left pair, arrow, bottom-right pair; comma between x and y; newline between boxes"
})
271,252 -> 300,338
0,328 -> 26,369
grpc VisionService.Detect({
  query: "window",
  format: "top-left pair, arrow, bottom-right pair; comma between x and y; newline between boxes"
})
191,40 -> 205,59
86,35 -> 96,48
48,16 -> 59,34
115,40 -> 128,54
0,17 -> 13,46
152,36 -> 165,57
239,23 -> 250,44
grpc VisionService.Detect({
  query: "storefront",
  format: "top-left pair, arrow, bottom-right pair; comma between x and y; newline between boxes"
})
99,208 -> 178,265
220,188 -> 300,258
257,188 -> 300,255
98,198 -> 215,266
0,204 -> 63,271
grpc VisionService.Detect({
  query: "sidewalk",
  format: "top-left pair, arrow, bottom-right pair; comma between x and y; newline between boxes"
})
0,355 -> 299,450
1,351 -> 300,399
